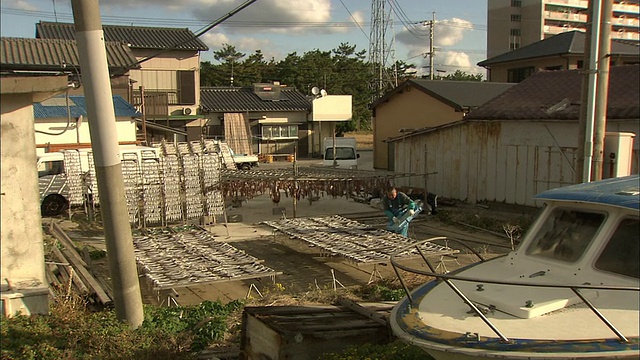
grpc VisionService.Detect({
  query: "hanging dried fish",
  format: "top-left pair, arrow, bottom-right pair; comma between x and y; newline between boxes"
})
271,184 -> 281,205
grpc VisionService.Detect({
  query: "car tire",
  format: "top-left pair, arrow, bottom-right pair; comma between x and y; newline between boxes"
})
41,194 -> 69,216
240,164 -> 251,170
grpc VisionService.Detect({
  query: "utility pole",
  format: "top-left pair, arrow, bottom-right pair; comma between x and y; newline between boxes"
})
424,12 -> 436,80
592,0 -> 613,181
71,0 -> 144,328
578,0 -> 603,183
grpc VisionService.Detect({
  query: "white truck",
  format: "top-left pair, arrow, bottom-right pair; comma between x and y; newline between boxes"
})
37,145 -> 161,216
229,148 -> 259,170
323,137 -> 359,169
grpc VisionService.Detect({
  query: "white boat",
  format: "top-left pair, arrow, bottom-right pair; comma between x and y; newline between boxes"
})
389,175 -> 639,360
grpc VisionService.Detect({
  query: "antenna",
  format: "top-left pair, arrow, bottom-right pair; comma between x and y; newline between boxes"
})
311,86 -> 320,95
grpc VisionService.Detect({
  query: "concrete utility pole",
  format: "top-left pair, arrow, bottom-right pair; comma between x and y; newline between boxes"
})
592,0 -> 614,181
578,0 -> 603,183
425,12 -> 435,80
71,0 -> 144,328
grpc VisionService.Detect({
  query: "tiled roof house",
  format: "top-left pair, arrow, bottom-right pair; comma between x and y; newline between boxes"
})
371,79 -> 515,170
36,21 -> 210,143
385,65 -> 639,206
478,30 -> 640,83
198,84 -> 312,156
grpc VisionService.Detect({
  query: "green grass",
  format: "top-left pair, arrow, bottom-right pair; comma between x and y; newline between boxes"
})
1,292 -> 243,360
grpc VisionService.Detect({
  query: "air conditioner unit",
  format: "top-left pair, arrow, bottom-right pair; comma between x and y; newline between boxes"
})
182,107 -> 192,115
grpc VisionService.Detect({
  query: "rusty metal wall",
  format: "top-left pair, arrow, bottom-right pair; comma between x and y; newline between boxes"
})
393,120 -> 638,207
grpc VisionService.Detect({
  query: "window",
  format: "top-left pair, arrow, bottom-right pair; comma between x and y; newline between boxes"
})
507,66 -> 534,82
325,147 -> 356,160
177,70 -> 196,105
511,0 -> 521,7
545,65 -> 563,71
595,218 -> 639,278
38,160 -> 64,178
262,125 -> 298,139
510,28 -> 521,36
526,208 -> 605,262
511,14 -> 522,22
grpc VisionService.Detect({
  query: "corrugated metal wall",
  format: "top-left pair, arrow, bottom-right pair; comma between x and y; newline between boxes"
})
393,120 -> 638,207
224,113 -> 252,155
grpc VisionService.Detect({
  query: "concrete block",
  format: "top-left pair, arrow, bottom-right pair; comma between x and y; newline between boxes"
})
1,279 -> 49,317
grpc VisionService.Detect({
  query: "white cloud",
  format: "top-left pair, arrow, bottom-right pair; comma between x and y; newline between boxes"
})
5,0 -> 40,11
434,18 -> 473,47
439,51 -> 472,68
102,0 -> 338,35
350,10 -> 365,26
200,32 -> 231,49
200,33 -> 280,62
395,17 -> 485,75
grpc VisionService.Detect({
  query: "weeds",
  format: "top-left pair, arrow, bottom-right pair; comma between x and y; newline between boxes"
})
322,340 -> 433,360
503,224 -> 522,250
1,282 -> 244,360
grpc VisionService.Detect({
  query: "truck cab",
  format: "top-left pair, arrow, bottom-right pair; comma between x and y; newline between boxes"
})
37,152 -> 70,216
229,148 -> 259,170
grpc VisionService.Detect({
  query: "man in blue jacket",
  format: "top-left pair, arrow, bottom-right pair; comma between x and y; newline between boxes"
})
382,186 -> 416,237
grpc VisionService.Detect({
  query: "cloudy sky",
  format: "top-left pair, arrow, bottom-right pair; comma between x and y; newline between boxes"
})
1,0 -> 488,76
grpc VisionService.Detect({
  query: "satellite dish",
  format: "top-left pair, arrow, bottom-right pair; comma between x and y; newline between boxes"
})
320,89 -> 327,97
311,86 -> 320,95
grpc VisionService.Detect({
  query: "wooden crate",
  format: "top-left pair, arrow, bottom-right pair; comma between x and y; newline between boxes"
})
240,303 -> 393,360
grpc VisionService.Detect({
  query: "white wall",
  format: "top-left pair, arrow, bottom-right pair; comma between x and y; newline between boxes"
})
1,94 -> 47,288
34,117 -> 137,152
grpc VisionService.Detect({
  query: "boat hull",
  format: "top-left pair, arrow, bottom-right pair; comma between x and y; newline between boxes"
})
390,272 -> 640,360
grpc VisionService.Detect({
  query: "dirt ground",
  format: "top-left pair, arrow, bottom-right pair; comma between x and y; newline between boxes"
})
51,187 -> 538,308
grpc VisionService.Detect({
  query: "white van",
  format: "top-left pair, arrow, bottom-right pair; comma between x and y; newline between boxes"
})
323,137 -> 359,169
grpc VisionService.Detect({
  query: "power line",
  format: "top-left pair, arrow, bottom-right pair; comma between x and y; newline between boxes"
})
128,0 -> 259,69
1,6 -> 487,31
337,0 -> 369,40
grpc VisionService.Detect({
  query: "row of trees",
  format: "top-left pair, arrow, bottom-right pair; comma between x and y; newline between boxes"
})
200,43 -> 483,132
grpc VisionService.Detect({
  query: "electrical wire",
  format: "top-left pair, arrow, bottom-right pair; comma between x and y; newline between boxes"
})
1,6 -> 488,31
124,0 -> 259,71
337,0 -> 369,40
35,88 -> 74,136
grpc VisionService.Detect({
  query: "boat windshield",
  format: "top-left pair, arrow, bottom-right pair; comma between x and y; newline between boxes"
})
526,208 -> 605,262
595,217 -> 640,279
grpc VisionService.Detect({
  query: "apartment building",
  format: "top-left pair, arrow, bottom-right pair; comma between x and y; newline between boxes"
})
487,0 -> 640,58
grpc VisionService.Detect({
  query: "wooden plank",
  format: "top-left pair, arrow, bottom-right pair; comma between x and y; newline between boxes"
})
45,264 -> 62,290
51,246 -> 90,295
49,221 -> 87,268
56,244 -> 112,305
336,297 -> 389,326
